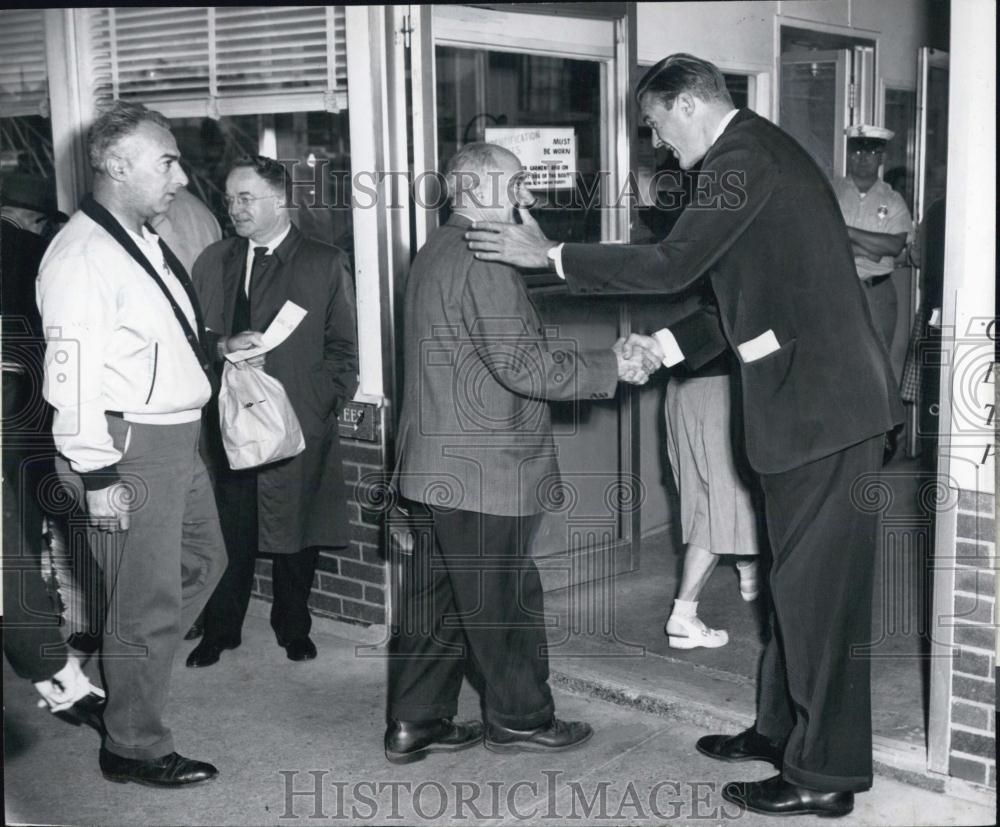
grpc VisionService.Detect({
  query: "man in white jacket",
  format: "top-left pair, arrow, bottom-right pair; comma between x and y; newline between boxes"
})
37,101 -> 228,787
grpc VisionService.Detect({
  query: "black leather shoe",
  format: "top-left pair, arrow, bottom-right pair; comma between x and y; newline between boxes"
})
185,638 -> 239,668
385,718 -> 484,764
184,615 -> 205,641
485,718 -> 594,754
285,637 -> 317,662
99,748 -> 218,787
722,774 -> 854,818
54,692 -> 106,734
696,726 -> 783,768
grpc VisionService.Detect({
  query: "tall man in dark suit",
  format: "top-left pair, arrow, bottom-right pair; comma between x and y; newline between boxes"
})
189,155 -> 358,667
466,54 -> 903,818
386,142 -> 723,763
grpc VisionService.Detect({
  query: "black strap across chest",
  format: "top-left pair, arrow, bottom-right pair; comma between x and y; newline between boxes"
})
80,195 -> 215,382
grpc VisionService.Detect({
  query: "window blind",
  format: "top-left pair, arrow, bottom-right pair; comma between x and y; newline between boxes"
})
88,6 -> 348,115
0,9 -> 49,118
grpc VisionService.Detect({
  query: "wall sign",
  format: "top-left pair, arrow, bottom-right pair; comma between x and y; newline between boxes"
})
485,127 -> 577,189
338,401 -> 378,442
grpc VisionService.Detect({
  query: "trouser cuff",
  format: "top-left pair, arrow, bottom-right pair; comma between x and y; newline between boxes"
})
102,734 -> 174,761
783,760 -> 872,793
389,702 -> 458,722
485,700 -> 555,731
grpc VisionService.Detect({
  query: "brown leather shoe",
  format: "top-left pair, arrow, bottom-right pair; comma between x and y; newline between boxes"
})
696,726 -> 783,768
99,749 -> 218,787
385,718 -> 484,764
484,718 -> 593,754
722,774 -> 854,817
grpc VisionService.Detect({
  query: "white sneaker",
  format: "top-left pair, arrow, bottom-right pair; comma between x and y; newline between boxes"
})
665,614 -> 729,649
737,562 -> 760,602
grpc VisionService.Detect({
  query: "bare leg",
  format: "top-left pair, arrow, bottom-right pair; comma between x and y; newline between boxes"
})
676,544 -> 720,602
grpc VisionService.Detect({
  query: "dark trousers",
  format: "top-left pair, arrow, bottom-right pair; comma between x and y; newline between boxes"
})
755,434 -> 883,793
2,373 -> 68,682
388,506 -> 554,730
57,417 -> 227,759
201,471 -> 318,646
862,275 -> 898,358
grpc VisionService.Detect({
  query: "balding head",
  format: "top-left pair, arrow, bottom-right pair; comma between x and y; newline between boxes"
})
445,142 -> 532,223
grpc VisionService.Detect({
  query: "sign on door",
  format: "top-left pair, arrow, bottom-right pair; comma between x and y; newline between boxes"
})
485,127 -> 577,189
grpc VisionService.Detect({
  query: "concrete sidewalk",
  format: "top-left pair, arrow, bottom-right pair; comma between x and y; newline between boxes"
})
3,611 -> 993,827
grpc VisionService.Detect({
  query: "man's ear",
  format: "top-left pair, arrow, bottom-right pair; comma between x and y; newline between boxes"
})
676,91 -> 697,118
104,153 -> 129,182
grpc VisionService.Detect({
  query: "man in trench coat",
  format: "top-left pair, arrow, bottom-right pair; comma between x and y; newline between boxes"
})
189,155 -> 358,666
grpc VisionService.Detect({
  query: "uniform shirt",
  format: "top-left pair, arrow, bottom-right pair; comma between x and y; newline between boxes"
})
832,176 -> 913,280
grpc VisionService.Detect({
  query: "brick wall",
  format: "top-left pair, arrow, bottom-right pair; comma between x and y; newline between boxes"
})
947,489 -> 996,789
251,419 -> 389,627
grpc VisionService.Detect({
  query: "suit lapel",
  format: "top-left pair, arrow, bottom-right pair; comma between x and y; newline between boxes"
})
222,238 -> 248,335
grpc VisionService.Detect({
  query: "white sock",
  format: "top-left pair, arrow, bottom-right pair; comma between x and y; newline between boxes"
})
672,598 -> 698,619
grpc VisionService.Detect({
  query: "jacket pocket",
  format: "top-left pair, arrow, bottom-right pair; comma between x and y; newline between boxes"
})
144,342 -> 159,404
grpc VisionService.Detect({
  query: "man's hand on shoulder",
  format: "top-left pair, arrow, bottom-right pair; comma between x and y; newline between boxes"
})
465,208 -> 557,269
85,482 -> 131,532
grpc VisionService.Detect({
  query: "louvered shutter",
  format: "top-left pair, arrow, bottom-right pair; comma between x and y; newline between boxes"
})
86,6 -> 347,117
0,9 -> 49,118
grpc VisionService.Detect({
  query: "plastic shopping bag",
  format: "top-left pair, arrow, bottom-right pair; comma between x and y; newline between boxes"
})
218,362 -> 305,469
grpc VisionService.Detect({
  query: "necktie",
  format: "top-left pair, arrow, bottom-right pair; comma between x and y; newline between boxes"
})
232,246 -> 269,335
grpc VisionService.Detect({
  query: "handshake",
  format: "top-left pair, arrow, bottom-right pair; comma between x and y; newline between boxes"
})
613,334 -> 664,385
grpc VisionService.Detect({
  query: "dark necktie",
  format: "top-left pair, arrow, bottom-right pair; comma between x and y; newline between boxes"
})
232,246 -> 269,335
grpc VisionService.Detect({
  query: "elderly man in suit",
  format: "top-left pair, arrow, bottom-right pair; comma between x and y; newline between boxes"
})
189,155 -> 358,667
386,142 -> 723,763
466,54 -> 902,818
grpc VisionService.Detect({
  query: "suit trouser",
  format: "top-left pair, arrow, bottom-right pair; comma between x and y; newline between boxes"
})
201,471 -> 318,646
755,433 -> 882,792
57,417 -> 227,760
388,506 -> 555,730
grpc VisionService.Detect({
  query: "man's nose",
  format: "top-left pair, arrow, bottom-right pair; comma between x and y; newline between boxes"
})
175,165 -> 189,188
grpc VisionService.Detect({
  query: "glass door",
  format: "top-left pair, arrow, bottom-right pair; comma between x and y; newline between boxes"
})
907,47 -> 949,455
779,49 -> 851,180
405,5 -> 638,596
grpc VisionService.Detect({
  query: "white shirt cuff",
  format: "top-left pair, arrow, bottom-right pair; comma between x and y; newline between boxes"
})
547,243 -> 566,280
652,328 -> 685,368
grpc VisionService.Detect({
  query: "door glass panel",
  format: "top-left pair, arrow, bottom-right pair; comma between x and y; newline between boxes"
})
780,58 -> 842,179
922,64 -> 949,208
883,87 -> 917,209
435,47 -> 603,245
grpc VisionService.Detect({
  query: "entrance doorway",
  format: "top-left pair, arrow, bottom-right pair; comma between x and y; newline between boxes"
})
401,5 -> 640,595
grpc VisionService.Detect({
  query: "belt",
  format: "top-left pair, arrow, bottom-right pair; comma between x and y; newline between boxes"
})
106,411 -> 124,419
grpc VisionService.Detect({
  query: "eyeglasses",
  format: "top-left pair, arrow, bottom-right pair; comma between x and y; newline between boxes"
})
223,194 -> 277,209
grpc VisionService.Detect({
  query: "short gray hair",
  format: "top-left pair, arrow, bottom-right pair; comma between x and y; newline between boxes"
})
88,100 -> 172,172
444,142 -> 516,206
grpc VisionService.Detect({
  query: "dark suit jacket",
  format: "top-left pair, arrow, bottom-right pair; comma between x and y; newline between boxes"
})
563,109 -> 903,474
193,224 -> 359,552
395,214 -> 724,516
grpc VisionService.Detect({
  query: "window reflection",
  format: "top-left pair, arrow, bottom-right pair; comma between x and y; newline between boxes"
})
171,110 -> 354,264
436,46 -> 603,245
